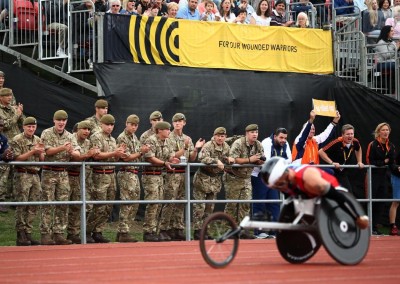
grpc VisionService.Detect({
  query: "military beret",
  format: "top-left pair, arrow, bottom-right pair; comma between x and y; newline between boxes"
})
155,121 -> 171,130
100,114 -> 115,124
172,113 -> 186,122
213,127 -> 227,135
53,110 -> 68,120
78,120 -> 92,129
0,71 -> 5,77
0,88 -> 12,96
245,124 -> 258,132
149,111 -> 162,120
95,99 -> 108,108
126,114 -> 140,124
23,117 -> 37,126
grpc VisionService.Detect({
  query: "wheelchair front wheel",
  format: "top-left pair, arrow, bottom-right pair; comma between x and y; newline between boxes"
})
199,212 -> 240,268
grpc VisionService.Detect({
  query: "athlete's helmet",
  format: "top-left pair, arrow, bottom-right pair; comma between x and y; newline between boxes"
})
260,157 -> 288,187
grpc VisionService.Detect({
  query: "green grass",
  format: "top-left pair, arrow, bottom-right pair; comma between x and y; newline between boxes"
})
0,208 -> 145,246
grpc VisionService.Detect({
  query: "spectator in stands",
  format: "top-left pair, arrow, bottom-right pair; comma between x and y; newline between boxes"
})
270,0 -> 294,27
143,2 -> 160,16
334,0 -> 355,16
135,0 -> 150,15
234,0 -> 254,24
354,0 -> 368,12
235,8 -> 248,24
94,0 -> 108,12
121,0 -> 138,15
155,0 -> 168,16
201,0 -> 217,21
374,25 -> 400,73
362,0 -> 385,35
295,11 -> 310,27
216,0 -> 236,22
46,0 -> 69,57
385,6 -> 400,38
0,71 -> 16,106
389,147 -> 400,236
292,0 -> 316,16
198,0 -> 219,17
177,0 -> 201,20
167,2 -> 179,18
107,0 -> 122,13
292,109 -> 340,166
0,0 -> 8,29
379,0 -> 392,20
249,0 -> 271,26
395,0 -> 400,7
366,122 -> 395,235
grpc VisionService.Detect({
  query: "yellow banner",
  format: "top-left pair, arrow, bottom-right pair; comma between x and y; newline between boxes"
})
128,17 -> 333,74
312,99 -> 337,117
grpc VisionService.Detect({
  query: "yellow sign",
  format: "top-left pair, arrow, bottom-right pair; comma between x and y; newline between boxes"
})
312,99 -> 337,117
128,17 -> 333,74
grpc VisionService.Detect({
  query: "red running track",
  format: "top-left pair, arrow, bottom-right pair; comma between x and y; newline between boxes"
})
0,237 -> 399,283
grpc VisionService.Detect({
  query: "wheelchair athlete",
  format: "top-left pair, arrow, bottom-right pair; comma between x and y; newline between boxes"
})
260,157 -> 369,229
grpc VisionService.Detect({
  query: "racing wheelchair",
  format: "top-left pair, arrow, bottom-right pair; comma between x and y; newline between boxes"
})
199,190 -> 370,268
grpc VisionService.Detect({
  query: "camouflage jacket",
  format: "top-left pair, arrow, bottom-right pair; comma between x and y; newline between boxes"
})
85,115 -> 102,135
90,131 -> 118,169
117,129 -> 141,170
143,134 -> 175,171
10,133 -> 42,172
70,132 -> 91,172
41,127 -> 76,162
140,128 -> 155,144
0,103 -> 24,139
230,137 -> 264,178
168,131 -> 194,160
198,140 -> 230,176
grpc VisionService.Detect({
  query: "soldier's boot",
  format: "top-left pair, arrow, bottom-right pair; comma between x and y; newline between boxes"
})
67,234 -> 82,244
115,232 -> 120,242
158,230 -> 172,242
117,232 -> 138,243
165,229 -> 176,240
53,233 -> 73,245
25,233 -> 40,245
16,231 -> 31,246
174,229 -> 186,241
86,233 -> 95,244
41,234 -> 56,245
143,233 -> 160,242
92,232 -> 110,243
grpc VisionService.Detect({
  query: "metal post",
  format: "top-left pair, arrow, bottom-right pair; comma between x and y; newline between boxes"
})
185,161 -> 191,241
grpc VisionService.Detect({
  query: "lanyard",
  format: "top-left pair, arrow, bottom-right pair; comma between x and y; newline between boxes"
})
342,146 -> 353,164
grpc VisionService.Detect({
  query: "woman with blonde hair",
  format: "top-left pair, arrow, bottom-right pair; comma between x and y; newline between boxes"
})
362,0 -> 385,35
167,2 -> 179,18
366,122 -> 396,235
295,12 -> 309,28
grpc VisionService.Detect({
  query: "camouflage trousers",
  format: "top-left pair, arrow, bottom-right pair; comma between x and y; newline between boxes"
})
87,172 -> 116,233
0,165 -> 12,201
159,172 -> 185,231
223,173 -> 252,224
192,171 -> 223,230
40,171 -> 71,235
117,171 -> 140,233
14,172 -> 41,233
142,175 -> 164,234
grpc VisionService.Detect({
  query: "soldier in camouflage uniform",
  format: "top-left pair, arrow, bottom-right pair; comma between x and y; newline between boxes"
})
159,113 -> 205,241
192,127 -> 235,240
116,114 -> 150,242
0,118 -> 13,213
11,117 -> 44,246
86,99 -> 109,135
0,72 -> 17,106
40,110 -> 80,245
224,124 -> 264,238
85,99 -> 109,223
66,121 -> 100,244
139,110 -> 163,144
142,121 -> 179,242
0,88 -> 24,211
87,114 -> 125,243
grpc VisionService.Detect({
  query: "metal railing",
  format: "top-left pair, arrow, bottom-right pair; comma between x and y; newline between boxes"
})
0,160 -> 394,243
